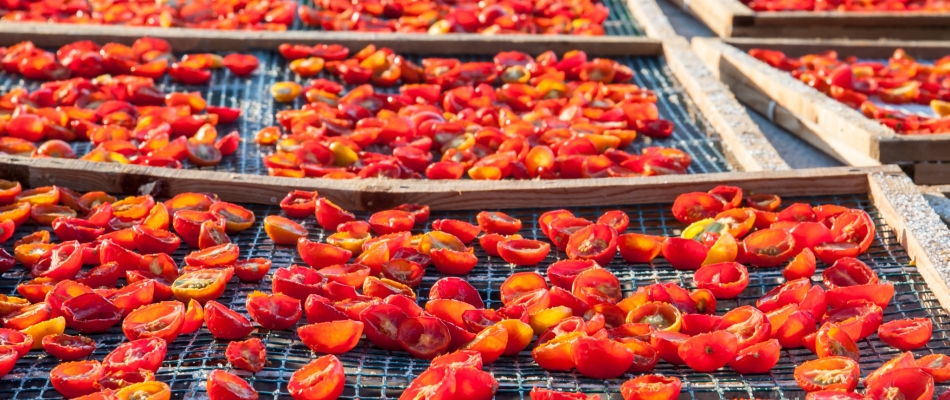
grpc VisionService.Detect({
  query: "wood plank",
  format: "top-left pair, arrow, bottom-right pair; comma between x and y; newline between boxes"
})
730,25 -> 950,40
752,11 -> 950,27
627,0 -> 679,39
869,171 -> 950,314
0,22 -> 662,56
913,163 -> 950,186
0,156 -> 890,211
663,0 -> 753,37
723,37 -> 950,59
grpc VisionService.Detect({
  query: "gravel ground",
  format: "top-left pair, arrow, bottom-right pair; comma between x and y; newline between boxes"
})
658,0 -> 844,169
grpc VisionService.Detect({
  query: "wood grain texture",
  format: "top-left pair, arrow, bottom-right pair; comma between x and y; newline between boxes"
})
913,163 -> 950,186
663,0 -> 753,37
679,0 -> 950,39
0,22 -> 663,56
869,171 -> 950,314
0,156 -> 891,211
626,0 -> 679,39
723,37 -> 950,59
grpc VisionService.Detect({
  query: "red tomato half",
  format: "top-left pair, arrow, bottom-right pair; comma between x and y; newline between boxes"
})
207,369 -> 258,400
204,300 -> 253,340
693,262 -> 749,299
620,375 -> 681,400
678,330 -> 738,372
878,318 -> 932,351
287,355 -> 345,400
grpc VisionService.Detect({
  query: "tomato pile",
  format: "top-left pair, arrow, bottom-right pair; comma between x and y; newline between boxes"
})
297,0 -> 609,35
0,0 -> 296,30
750,47 -> 950,134
0,38 -> 257,167
741,0 -> 950,12
0,181 -> 942,399
259,44 -> 690,180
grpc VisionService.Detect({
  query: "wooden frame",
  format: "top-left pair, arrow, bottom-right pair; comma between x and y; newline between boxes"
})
3,159 -> 949,311
0,21 -> 662,56
666,0 -> 950,40
692,37 -> 950,184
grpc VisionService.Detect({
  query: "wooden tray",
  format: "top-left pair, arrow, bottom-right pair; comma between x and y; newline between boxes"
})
666,0 -> 950,40
691,37 -> 950,184
2,160 -> 948,309
0,0 -> 682,52
0,12 -> 789,179
1,164 -> 949,399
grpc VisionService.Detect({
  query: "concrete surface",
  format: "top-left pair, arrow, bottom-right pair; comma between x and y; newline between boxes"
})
657,0 -> 843,169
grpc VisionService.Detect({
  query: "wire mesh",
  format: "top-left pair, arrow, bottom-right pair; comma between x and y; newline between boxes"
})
0,192 -> 946,399
0,50 -> 732,176
288,0 -> 644,36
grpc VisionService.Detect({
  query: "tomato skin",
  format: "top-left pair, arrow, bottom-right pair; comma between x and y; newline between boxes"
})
397,316 -> 451,359
823,300 -> 883,341
226,338 -> 267,373
815,322 -> 859,361
618,233 -> 663,263
546,260 -> 596,289
204,301 -> 253,340
678,330 -> 738,372
728,338 -> 780,374
672,192 -> 723,224
32,240 -> 83,280
51,360 -> 106,398
742,228 -> 797,267
572,266 -> 622,307
865,368 -> 934,400
620,374 -> 682,400
878,318 -> 932,351
651,330 -> 689,365
297,238 -> 352,269
793,356 -> 860,392
565,224 -> 618,266
917,354 -> 950,382
693,262 -> 749,299
429,278 -> 484,309
776,310 -> 816,349
263,215 -> 308,245
298,320 -> 364,354
359,303 -> 409,351
181,299 -> 204,334
757,278 -> 811,313
783,247 -> 816,280
315,198 -> 356,231
497,239 -> 551,266
121,301 -> 184,343
530,387 -> 598,400
171,269 -> 229,305
207,369 -> 258,400
288,355 -> 345,400
102,338 -> 167,374
246,291 -> 302,331
273,265 -> 327,301
62,292 -> 122,333
399,366 -> 457,400
234,258 -> 272,282
717,305 -> 771,350
660,237 -> 708,270
115,381 -> 171,400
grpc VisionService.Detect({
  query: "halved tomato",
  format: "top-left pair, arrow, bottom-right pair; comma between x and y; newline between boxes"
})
793,357 -> 859,392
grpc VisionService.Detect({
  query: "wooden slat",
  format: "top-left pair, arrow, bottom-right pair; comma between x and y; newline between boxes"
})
0,22 -> 663,56
0,156 -> 889,211
869,171 -> 950,314
680,0 -> 950,39
663,0 -> 754,37
626,0 -> 680,39
751,11 -> 950,27
913,163 -> 950,186
722,37 -> 950,59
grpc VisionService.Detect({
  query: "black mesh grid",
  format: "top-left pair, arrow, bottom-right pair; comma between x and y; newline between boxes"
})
0,192 -> 946,399
0,49 -> 733,177
288,0 -> 644,36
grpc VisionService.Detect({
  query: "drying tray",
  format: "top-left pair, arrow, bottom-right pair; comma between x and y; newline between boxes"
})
0,33 -> 788,182
0,165 -> 948,399
691,37 -> 950,185
665,0 -> 950,40
0,0 -> 674,55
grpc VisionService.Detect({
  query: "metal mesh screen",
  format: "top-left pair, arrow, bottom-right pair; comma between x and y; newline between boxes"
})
0,193 -> 946,399
0,50 -> 732,176
288,0 -> 644,36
